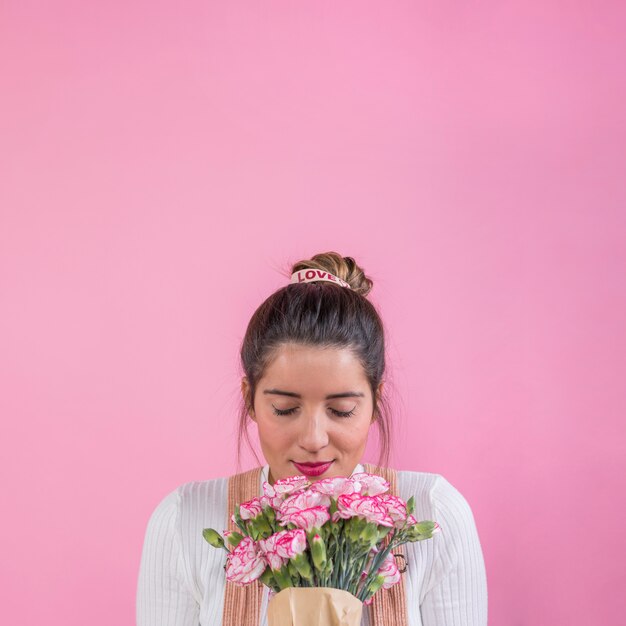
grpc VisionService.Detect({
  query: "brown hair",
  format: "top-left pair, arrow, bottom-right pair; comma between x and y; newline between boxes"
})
237,251 -> 392,468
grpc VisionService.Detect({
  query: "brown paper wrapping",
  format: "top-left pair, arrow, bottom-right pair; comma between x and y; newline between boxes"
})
267,587 -> 363,626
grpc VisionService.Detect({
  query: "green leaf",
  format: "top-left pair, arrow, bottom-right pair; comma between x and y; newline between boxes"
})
226,531 -> 244,548
406,496 -> 415,515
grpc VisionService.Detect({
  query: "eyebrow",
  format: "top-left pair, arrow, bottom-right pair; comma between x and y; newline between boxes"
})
263,388 -> 365,400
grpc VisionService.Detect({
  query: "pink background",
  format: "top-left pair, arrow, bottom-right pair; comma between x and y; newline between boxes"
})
1,1 -> 625,625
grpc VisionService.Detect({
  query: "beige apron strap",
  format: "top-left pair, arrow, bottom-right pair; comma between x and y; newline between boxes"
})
363,464 -> 409,626
222,466 -> 264,626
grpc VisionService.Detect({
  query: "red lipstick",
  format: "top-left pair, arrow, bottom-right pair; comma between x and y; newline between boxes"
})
292,461 -> 334,477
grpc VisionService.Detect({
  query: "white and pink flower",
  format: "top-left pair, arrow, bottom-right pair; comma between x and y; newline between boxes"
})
239,496 -> 264,520
260,493 -> 283,509
333,493 -> 394,527
259,529 -> 307,570
275,529 -> 307,558
262,481 -> 277,498
377,552 -> 401,589
378,494 -> 408,527
310,476 -> 361,498
350,472 -> 390,496
279,490 -> 331,518
272,475 -> 311,496
225,537 -> 267,584
280,505 -> 331,532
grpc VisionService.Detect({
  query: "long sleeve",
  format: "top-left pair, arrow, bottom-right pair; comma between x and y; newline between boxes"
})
420,476 -> 488,625
136,487 -> 201,626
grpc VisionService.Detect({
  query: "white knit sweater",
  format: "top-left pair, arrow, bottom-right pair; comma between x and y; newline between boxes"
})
136,464 -> 488,626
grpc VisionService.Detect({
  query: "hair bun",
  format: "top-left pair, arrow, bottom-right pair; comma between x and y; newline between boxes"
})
291,251 -> 373,297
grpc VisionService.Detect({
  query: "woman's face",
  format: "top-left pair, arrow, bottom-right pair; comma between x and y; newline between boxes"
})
242,343 -> 381,483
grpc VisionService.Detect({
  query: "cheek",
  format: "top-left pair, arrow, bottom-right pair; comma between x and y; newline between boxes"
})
334,420 -> 371,449
256,416 -> 292,449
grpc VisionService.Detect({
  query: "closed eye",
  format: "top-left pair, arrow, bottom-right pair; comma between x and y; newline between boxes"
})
272,406 -> 298,416
271,405 -> 356,418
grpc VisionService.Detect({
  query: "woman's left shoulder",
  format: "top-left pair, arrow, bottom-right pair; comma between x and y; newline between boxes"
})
393,469 -> 478,522
394,467 -> 466,493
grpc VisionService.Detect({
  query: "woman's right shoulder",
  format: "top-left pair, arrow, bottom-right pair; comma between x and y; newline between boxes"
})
146,474 -> 232,529
138,475 -> 235,606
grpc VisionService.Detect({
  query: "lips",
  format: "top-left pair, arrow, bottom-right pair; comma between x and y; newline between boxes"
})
292,461 -> 334,477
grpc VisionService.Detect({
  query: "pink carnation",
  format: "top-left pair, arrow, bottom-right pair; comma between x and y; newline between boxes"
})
225,537 -> 267,585
310,476 -> 361,498
377,552 -> 401,589
280,505 -> 331,532
350,472 -> 390,496
275,529 -> 307,558
378,494 -> 408,527
260,482 -> 284,509
260,494 -> 283,509
273,475 -> 311,496
262,481 -> 277,497
279,490 -> 330,518
239,497 -> 263,520
259,529 -> 307,570
333,493 -> 394,527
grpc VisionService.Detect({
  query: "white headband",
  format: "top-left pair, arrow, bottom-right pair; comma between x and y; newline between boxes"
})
290,269 -> 352,289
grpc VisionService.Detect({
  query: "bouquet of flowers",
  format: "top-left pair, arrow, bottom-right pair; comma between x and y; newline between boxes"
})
203,472 -> 440,626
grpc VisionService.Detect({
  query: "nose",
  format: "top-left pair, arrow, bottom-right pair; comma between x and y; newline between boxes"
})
297,412 -> 329,453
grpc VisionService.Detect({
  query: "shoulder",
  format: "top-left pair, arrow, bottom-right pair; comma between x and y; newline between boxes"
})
396,469 -> 488,613
396,470 -> 480,546
395,469 -> 475,515
145,475 -> 231,533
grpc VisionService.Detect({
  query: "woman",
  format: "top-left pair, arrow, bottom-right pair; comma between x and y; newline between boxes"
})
136,252 -> 488,625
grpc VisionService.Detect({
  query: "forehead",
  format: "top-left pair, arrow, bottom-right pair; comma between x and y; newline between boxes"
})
261,343 -> 368,390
